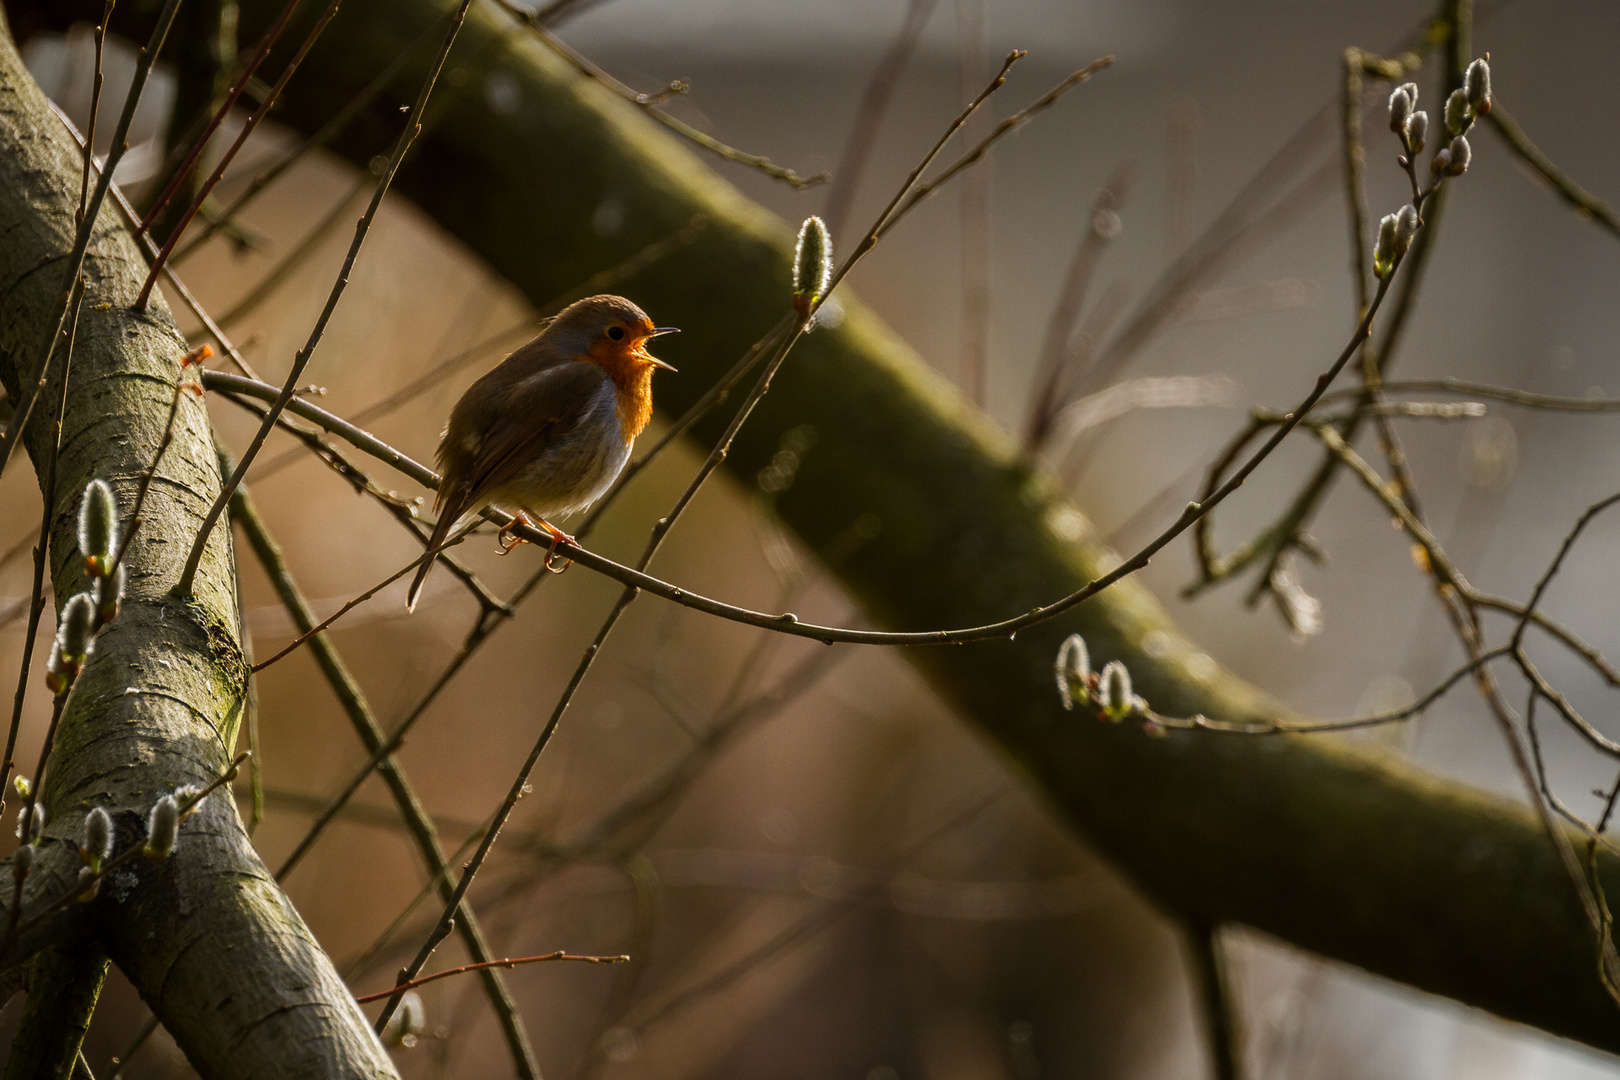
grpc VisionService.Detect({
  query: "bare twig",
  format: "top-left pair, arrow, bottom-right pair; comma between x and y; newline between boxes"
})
497,1 -> 829,189
0,279 -> 84,811
1488,104 -> 1620,240
354,952 -> 628,1004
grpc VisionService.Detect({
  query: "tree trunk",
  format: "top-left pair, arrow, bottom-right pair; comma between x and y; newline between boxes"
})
0,23 -> 399,1079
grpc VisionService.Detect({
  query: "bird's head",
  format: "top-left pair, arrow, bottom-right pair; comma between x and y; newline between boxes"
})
550,294 -> 678,376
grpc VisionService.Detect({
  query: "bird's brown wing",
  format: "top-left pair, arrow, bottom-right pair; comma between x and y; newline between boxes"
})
454,359 -> 608,511
409,361 -> 604,611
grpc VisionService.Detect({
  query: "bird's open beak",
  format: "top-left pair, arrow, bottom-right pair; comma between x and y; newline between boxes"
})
643,327 -> 679,371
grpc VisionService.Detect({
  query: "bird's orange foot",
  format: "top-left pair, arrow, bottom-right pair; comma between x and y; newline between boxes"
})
496,512 -> 537,555
538,520 -> 576,575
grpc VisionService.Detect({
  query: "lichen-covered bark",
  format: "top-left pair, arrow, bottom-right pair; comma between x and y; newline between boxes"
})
3,944 -> 107,1080
0,25 -> 399,1079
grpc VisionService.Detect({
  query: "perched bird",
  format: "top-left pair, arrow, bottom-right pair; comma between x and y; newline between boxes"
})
407,294 -> 677,611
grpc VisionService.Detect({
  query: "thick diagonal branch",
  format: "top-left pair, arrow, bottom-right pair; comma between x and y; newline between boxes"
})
0,25 -> 399,1079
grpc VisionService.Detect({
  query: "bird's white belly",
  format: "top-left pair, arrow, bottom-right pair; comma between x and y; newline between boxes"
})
492,378 -> 631,521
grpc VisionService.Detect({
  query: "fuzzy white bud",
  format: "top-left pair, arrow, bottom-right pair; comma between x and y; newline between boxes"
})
1465,58 -> 1491,113
12,776 -> 30,800
77,479 -> 119,578
1404,111 -> 1428,154
1387,86 -> 1413,133
16,804 -> 44,844
143,795 -> 180,861
1393,204 -> 1420,255
81,806 -> 113,871
1054,634 -> 1091,710
1099,660 -> 1134,720
792,216 -> 833,316
76,865 -> 99,902
1445,134 -> 1471,175
383,991 -> 427,1048
1373,213 -> 1399,279
94,564 -> 125,626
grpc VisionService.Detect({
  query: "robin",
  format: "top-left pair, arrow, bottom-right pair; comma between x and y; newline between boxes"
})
406,294 -> 677,611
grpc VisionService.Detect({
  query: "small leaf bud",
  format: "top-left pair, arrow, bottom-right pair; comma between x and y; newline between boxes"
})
143,795 -> 179,861
81,805 -> 113,871
78,479 -> 118,579
1393,204 -> 1420,256
383,991 -> 427,1048
1387,85 -> 1413,133
76,865 -> 99,902
1099,660 -> 1134,721
16,804 -> 44,844
1446,134 -> 1471,175
93,564 -> 125,626
1373,213 -> 1399,279
48,595 -> 97,694
1404,110 -> 1428,153
12,844 -> 32,880
1465,57 -> 1491,114
1445,89 -> 1471,136
1054,634 -> 1091,710
792,216 -> 833,317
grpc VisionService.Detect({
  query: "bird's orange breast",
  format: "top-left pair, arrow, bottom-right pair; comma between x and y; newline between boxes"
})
584,344 -> 657,443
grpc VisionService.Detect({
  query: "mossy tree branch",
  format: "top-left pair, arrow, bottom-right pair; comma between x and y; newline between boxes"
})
0,24 -> 399,1079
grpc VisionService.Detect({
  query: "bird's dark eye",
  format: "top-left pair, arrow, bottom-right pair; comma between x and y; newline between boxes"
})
607,325 -> 625,341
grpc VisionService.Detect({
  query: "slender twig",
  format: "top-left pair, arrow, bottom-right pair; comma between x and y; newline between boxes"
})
354,952 -> 628,1004
1510,493 -> 1620,651
497,3 -> 829,189
199,259 -> 1394,655
77,0 -> 116,226
1143,646 -> 1507,736
1487,104 -> 1620,240
0,280 -> 84,811
956,0 -> 993,406
0,0 -> 186,478
177,0 -> 475,596
1025,163 -> 1135,450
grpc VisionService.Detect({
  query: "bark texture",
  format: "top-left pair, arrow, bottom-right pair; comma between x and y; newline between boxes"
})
0,25 -> 399,1079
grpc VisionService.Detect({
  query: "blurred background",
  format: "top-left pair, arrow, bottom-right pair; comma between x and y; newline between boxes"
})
5,0 -> 1620,1075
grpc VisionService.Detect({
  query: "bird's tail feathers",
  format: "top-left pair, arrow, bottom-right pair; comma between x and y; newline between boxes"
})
406,496 -> 461,612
